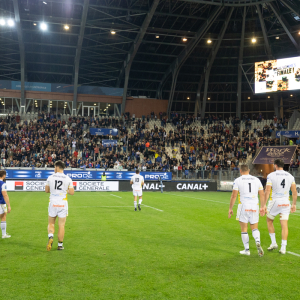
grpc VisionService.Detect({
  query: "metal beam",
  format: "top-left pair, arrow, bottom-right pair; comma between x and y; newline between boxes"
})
280,0 -> 300,18
181,0 -> 274,7
201,7 -> 234,118
117,0 -> 160,114
12,0 -> 25,114
157,5 -> 223,100
256,4 -> 272,60
73,0 -> 89,116
269,2 -> 300,53
237,7 -> 247,119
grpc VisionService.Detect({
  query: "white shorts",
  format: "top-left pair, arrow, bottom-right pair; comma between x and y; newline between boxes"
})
133,189 -> 142,197
267,200 -> 290,220
236,203 -> 259,224
0,204 -> 7,214
48,201 -> 68,218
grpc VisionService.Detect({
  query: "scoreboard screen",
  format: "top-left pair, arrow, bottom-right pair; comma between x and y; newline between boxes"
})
254,56 -> 300,93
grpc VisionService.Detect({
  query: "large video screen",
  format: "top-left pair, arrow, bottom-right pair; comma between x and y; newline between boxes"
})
255,56 -> 300,93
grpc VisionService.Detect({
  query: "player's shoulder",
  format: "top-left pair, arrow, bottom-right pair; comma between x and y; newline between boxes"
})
267,171 -> 276,178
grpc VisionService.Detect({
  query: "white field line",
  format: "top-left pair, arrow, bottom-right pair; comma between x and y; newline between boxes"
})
73,206 -> 131,208
287,251 -> 300,257
142,204 -> 163,212
110,194 -> 122,198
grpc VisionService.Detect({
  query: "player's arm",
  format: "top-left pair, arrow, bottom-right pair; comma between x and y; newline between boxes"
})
264,176 -> 272,205
68,180 -> 74,195
290,183 -> 297,213
2,190 -> 11,213
141,178 -> 144,186
45,184 -> 50,193
258,189 -> 266,216
228,189 -> 238,219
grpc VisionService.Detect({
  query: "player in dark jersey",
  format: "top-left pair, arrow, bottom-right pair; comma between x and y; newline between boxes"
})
0,170 -> 11,239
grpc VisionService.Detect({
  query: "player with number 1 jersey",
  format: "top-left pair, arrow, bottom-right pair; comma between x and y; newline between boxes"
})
228,165 -> 265,257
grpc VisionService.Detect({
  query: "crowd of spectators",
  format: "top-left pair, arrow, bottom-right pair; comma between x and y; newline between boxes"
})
0,111 -> 297,177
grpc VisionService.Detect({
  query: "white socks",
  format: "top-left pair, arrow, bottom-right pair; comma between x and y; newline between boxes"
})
241,232 -> 249,250
48,233 -> 53,239
281,240 -> 287,251
138,199 -> 142,205
269,233 -> 276,245
252,229 -> 260,243
1,221 -> 6,236
134,201 -> 137,208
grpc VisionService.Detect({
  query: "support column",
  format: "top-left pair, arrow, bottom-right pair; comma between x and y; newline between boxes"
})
273,94 -> 279,117
73,0 -> 89,116
167,69 -> 179,117
194,75 -> 204,116
280,96 -> 283,119
237,7 -> 246,119
201,7 -> 234,118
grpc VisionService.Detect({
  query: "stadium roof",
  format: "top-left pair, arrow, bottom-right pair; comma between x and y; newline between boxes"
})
1,0 -> 300,114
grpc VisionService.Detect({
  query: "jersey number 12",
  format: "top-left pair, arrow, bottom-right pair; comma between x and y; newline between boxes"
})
55,180 -> 63,190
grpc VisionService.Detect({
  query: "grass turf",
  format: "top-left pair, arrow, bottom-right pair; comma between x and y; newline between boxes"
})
0,191 -> 299,299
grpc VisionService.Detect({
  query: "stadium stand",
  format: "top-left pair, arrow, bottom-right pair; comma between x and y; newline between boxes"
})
0,111 -> 297,180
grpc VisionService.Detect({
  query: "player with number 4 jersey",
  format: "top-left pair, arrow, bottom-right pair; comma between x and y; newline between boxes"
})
45,161 -> 74,251
264,159 -> 297,254
228,165 -> 265,257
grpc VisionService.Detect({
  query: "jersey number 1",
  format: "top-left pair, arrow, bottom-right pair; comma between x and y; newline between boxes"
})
55,180 -> 63,190
248,183 -> 251,193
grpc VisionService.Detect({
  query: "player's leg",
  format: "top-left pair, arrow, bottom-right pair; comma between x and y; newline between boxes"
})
133,193 -> 138,211
0,209 -> 10,238
138,192 -> 142,211
57,217 -> 66,250
239,222 -> 250,255
266,201 -> 278,250
250,222 -> 264,257
47,216 -> 56,251
279,218 -> 289,254
266,216 -> 278,250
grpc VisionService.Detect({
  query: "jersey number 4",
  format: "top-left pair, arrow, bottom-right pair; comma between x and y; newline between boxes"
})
55,180 -> 63,190
281,179 -> 285,188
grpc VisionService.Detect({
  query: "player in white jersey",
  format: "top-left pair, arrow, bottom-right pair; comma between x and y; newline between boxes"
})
264,159 -> 297,254
45,161 -> 74,251
228,165 -> 265,256
130,170 -> 144,211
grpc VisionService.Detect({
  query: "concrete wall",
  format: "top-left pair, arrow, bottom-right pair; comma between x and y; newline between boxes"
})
0,89 -> 122,103
124,98 -> 168,118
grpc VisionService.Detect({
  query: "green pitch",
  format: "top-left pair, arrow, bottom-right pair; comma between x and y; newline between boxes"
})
1,191 -> 300,299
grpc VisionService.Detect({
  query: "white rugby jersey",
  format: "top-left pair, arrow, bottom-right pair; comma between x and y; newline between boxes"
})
46,173 -> 73,202
233,175 -> 263,204
130,174 -> 144,190
266,170 -> 295,201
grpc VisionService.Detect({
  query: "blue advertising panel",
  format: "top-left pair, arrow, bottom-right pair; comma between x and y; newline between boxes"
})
90,128 -> 118,136
253,146 -> 297,164
5,169 -> 172,181
11,81 -> 51,92
102,139 -> 118,147
276,131 -> 300,138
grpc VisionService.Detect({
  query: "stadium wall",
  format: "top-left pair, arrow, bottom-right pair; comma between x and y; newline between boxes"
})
124,98 -> 168,118
0,89 -> 122,103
